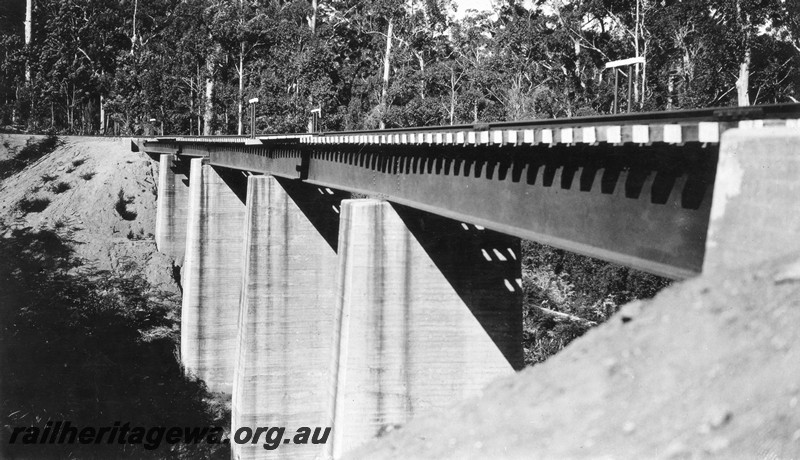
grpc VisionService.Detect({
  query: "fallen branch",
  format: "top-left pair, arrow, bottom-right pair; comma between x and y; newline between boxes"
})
534,306 -> 597,328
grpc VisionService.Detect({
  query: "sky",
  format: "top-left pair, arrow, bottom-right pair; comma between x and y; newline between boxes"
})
453,0 -> 496,18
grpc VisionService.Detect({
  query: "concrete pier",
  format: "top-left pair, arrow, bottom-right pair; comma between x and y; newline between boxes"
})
328,200 -> 522,458
181,158 -> 247,393
231,176 -> 342,460
704,127 -> 800,273
155,153 -> 190,264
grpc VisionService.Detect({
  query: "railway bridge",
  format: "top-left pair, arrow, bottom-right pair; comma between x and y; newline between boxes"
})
134,104 -> 800,459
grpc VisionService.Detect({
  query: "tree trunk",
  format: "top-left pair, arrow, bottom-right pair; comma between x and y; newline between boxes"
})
309,0 -> 317,34
189,77 -> 194,135
196,64 -> 202,135
736,47 -> 751,106
131,0 -> 138,55
307,0 -> 318,133
203,50 -> 218,136
416,51 -> 425,100
379,19 -> 393,130
633,0 -> 640,105
735,0 -> 750,107
25,0 -> 32,83
237,43 -> 244,135
640,40 -> 647,109
667,68 -> 674,110
100,82 -> 106,134
449,70 -> 456,125
204,76 -> 214,135
237,0 -> 245,135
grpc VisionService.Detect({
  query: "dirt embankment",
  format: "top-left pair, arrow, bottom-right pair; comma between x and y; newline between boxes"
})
0,135 -> 178,294
350,253 -> 800,459
0,134 -> 46,160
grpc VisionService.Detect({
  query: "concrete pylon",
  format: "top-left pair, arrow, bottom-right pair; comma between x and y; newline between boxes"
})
704,127 -> 800,273
231,176 -> 341,460
155,154 -> 190,264
181,158 -> 247,394
328,200 -> 522,458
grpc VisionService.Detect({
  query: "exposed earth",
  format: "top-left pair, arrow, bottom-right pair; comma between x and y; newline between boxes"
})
0,134 -> 178,294
349,251 -> 800,459
1,135 -> 798,459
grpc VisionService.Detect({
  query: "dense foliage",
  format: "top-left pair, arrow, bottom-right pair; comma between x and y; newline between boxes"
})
520,240 -> 671,365
1,0 -> 798,135
0,224 -> 229,459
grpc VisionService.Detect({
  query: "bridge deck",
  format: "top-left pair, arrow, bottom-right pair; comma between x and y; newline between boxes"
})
136,104 -> 800,278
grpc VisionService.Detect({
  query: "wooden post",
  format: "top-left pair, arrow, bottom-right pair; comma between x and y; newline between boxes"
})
627,64 -> 633,113
613,69 -> 619,114
606,57 -> 643,115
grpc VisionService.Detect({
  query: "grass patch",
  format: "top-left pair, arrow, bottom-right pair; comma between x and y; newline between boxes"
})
17,196 -> 51,214
80,171 -> 95,180
51,181 -> 71,194
115,189 -> 137,221
0,135 -> 61,181
41,173 -> 58,183
71,158 -> 86,167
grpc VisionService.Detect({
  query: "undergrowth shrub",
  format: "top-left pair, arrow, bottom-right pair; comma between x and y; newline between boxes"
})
51,181 -> 71,194
115,189 -> 137,221
17,196 -> 51,214
521,240 -> 671,366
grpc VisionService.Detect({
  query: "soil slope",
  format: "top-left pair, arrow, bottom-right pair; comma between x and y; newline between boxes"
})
0,135 -> 178,294
0,133 -> 45,160
350,254 -> 800,459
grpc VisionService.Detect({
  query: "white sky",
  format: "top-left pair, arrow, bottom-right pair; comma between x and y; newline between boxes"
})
452,0 -> 496,19
452,0 -> 543,19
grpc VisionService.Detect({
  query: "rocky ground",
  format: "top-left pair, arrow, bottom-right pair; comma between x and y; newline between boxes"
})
0,134 -> 178,294
350,253 -> 800,459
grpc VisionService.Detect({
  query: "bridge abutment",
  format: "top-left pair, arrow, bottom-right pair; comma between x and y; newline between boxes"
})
155,153 -> 190,264
232,175 -> 341,460
181,158 -> 246,394
328,199 -> 522,458
704,127 -> 800,272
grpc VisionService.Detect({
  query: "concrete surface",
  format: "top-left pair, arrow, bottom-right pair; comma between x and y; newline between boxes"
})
181,158 -> 246,394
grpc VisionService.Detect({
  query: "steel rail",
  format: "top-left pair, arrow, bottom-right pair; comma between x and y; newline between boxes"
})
141,103 -> 799,143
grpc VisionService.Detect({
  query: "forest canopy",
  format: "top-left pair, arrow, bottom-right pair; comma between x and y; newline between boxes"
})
1,0 -> 798,136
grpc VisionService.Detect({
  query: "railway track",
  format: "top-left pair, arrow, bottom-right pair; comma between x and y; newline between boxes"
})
143,102 -> 800,146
